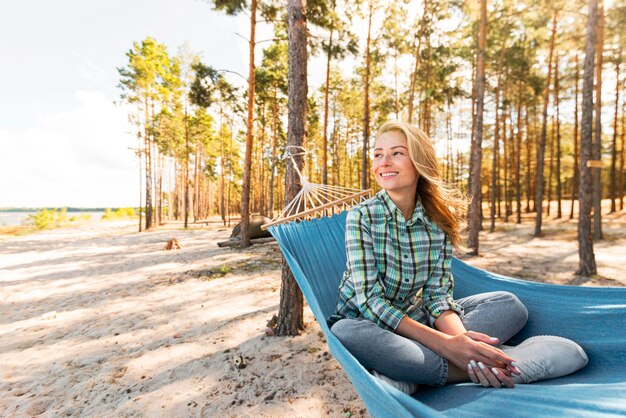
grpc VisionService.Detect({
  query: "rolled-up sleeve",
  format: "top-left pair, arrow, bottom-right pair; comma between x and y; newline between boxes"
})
422,234 -> 464,326
346,210 -> 406,331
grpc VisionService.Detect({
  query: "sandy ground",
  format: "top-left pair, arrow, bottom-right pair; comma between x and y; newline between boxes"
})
1,203 -> 624,417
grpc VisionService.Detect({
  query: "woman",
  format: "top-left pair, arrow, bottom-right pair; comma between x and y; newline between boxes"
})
328,121 -> 588,393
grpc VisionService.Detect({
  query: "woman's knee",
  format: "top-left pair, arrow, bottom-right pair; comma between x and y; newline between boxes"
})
498,291 -> 529,330
330,318 -> 372,348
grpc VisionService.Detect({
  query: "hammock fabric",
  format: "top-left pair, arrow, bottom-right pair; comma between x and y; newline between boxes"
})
268,212 -> 626,417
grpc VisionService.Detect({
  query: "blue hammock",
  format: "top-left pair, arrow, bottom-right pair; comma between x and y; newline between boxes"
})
268,212 -> 626,417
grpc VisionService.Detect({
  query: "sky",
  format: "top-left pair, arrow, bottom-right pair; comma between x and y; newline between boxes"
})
0,0 -> 262,208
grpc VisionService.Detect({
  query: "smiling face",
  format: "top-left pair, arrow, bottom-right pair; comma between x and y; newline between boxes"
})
371,130 -> 419,196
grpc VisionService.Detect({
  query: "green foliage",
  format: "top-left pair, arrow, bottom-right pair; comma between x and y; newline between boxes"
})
101,208 -> 136,220
26,208 -> 68,230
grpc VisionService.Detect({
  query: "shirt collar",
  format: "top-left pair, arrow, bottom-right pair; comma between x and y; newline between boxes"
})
376,189 -> 429,226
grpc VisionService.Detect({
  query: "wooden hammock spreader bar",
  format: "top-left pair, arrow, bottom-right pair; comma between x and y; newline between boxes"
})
261,189 -> 372,230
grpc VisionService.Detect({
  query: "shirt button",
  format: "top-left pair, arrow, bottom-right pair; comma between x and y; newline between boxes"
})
404,278 -> 410,283
403,254 -> 408,258
398,297 -> 404,301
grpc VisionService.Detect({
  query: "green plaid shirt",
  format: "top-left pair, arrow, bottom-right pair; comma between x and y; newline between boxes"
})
328,190 -> 463,331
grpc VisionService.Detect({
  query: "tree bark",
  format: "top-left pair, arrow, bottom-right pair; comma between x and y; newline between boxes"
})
534,11 -> 557,237
571,54 -> 580,220
269,82 -> 279,218
592,0 -> 604,239
276,0 -> 307,336
610,52 -> 621,213
467,0 -> 487,255
555,54 -> 562,219
144,96 -> 153,230
490,48 -> 505,232
618,91 -> 626,210
407,36 -> 422,124
515,83 -> 523,224
525,105 -> 532,212
578,0 -> 598,276
184,106 -> 190,229
322,25 -> 334,185
361,0 -> 374,190
240,0 -> 258,247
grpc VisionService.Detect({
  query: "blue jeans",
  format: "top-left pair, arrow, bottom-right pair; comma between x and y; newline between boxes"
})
330,291 -> 528,386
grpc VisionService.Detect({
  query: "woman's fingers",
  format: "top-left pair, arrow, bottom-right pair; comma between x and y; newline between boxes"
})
491,367 -> 515,388
469,360 -> 490,387
466,331 -> 500,346
467,363 -> 479,384
476,345 -> 516,369
476,362 -> 502,388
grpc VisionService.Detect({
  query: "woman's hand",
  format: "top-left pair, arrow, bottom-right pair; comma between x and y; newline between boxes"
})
467,361 -> 515,388
438,330 -> 519,387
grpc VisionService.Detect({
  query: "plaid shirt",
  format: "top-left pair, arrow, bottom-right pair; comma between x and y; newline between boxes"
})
328,190 -> 463,332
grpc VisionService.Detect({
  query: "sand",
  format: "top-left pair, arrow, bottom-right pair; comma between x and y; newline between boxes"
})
1,203 -> 624,417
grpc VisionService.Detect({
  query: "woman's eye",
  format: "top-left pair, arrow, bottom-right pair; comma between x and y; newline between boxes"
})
374,153 -> 382,159
393,151 -> 404,156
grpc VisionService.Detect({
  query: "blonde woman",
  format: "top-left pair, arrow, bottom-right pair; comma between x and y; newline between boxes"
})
328,121 -> 588,394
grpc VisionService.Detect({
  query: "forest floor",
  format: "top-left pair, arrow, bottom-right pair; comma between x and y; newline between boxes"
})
0,200 -> 624,417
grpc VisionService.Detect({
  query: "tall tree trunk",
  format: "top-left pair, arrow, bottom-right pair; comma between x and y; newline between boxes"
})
184,107 -> 190,229
219,112 -> 226,226
277,0 -> 307,336
408,36 -> 422,124
194,140 -> 201,222
158,153 -> 164,225
322,23 -> 334,186
578,0 -> 598,276
548,118 -> 554,217
422,0 -> 432,135
534,11 -> 557,237
228,120 -> 234,226
555,55 -> 562,219
503,99 -> 510,222
259,110 -> 267,216
571,54 -> 581,219
618,95 -> 626,210
269,82 -> 279,218
490,48 -> 505,232
144,97 -> 153,230
467,0 -> 487,255
610,52 -> 621,213
138,132 -> 143,232
592,0 -> 604,239
361,0 -> 374,190
468,56 -> 477,197
240,0 -> 258,246
515,83 -> 523,224
393,52 -> 400,119
525,105 -> 532,212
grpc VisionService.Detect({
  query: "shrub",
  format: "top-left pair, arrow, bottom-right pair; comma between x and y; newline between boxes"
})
101,207 -> 136,220
27,208 -> 68,230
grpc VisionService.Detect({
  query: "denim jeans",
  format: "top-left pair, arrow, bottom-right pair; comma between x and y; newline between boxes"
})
330,291 -> 528,386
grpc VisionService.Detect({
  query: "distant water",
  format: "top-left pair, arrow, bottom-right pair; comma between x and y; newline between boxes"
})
0,212 -> 105,226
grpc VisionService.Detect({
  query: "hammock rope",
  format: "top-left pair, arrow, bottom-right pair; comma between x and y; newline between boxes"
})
262,146 -> 372,229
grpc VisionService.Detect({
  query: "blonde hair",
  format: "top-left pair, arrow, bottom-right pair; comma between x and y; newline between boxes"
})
376,120 -> 467,246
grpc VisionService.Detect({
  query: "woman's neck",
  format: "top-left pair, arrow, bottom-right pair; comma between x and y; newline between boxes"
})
387,189 -> 417,221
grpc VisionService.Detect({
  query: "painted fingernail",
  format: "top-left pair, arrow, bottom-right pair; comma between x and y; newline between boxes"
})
491,367 -> 499,375
470,360 -> 478,368
478,362 -> 486,370
467,363 -> 473,370
511,362 -> 519,367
